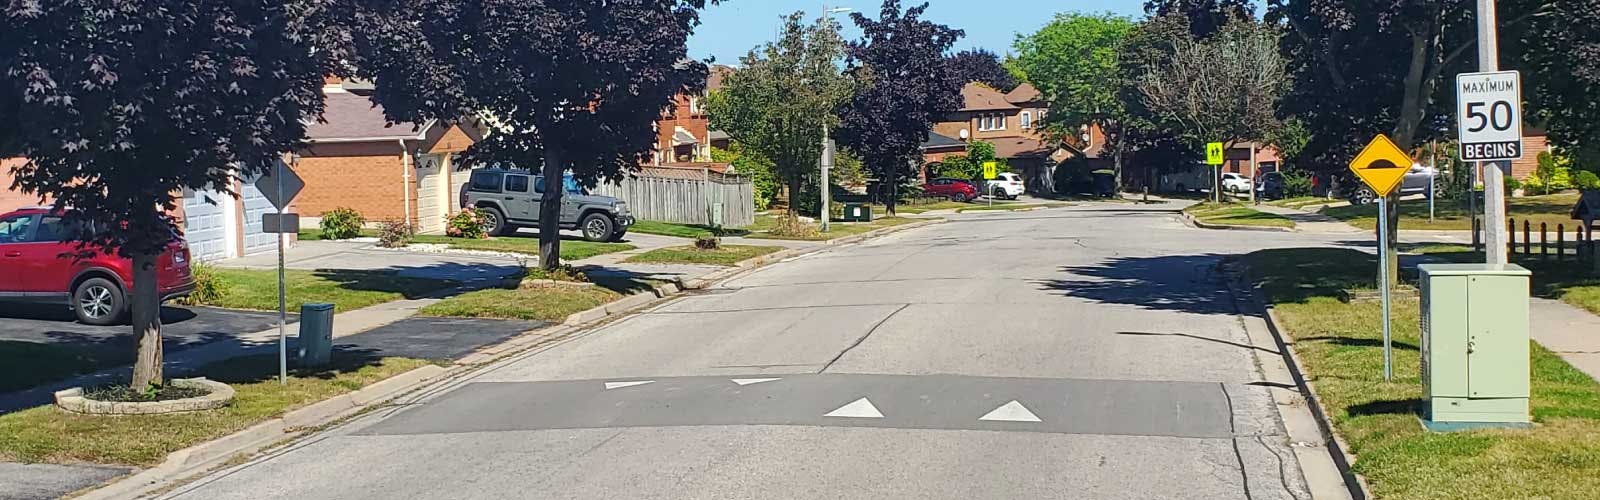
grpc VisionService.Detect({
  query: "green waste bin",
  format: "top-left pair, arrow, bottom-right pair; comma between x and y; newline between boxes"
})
841,203 -> 872,222
298,303 -> 335,367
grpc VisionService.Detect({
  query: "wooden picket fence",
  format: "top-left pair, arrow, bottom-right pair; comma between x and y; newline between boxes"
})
1474,216 -> 1598,266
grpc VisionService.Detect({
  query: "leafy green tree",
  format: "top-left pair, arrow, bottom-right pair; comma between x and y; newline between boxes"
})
706,13 -> 852,220
711,144 -> 780,211
1511,0 -> 1600,174
836,0 -> 965,216
1,0 -> 331,388
353,0 -> 712,269
1012,13 -> 1136,187
1143,0 -> 1253,39
936,141 -> 1010,179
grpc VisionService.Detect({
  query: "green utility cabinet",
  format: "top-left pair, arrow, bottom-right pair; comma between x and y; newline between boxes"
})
841,203 -> 872,222
1419,264 -> 1531,427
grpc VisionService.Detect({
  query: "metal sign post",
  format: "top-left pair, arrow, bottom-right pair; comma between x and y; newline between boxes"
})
256,157 -> 305,385
1349,134 -> 1415,382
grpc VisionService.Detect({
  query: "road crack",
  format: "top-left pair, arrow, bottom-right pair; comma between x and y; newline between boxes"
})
818,303 -> 910,373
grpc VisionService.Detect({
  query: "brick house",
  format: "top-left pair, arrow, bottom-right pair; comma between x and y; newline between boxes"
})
653,64 -> 737,166
922,82 -> 1067,193
293,79 -> 480,235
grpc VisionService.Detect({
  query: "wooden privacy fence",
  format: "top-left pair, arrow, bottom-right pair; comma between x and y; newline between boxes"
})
592,167 -> 755,227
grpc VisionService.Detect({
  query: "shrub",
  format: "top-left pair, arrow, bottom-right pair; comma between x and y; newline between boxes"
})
768,217 -> 822,239
175,263 -> 224,306
377,219 -> 414,248
694,235 -> 721,250
1504,176 -> 1521,192
446,209 -> 487,239
1282,170 -> 1314,198
1576,170 -> 1600,191
521,264 -> 590,287
319,207 -> 365,240
1523,173 -> 1545,192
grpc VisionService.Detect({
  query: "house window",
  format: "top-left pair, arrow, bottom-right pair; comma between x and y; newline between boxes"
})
1020,111 -> 1032,129
995,113 -> 1006,130
978,113 -> 1008,132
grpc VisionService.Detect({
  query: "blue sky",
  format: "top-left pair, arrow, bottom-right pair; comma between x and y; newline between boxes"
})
688,0 -> 1150,65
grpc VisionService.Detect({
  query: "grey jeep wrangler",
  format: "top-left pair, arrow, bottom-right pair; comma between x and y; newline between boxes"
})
460,168 -> 634,242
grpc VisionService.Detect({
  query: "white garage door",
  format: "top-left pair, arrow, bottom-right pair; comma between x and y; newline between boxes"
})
183,189 -> 229,262
240,177 -> 277,256
416,155 -> 446,234
450,158 -> 477,212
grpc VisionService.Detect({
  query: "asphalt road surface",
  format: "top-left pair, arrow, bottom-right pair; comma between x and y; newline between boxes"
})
164,200 -> 1351,500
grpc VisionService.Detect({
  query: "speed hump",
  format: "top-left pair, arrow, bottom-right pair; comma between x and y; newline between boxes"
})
1349,134 -> 1415,197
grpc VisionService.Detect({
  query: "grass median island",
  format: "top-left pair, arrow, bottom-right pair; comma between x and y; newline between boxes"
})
0,355 -> 429,467
627,220 -> 753,239
1322,192 -> 1580,231
1183,202 -> 1295,229
625,245 -> 783,266
743,214 -> 918,241
204,268 -> 448,312
1243,247 -> 1600,499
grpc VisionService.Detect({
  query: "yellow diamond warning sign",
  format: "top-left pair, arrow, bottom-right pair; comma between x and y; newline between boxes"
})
1348,134 -> 1415,198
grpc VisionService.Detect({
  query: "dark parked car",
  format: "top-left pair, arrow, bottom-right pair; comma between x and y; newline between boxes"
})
1255,172 -> 1286,200
0,207 -> 195,325
922,178 -> 978,202
461,168 -> 634,242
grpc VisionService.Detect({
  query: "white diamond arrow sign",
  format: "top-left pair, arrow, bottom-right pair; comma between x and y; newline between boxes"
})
979,400 -> 1041,423
824,398 -> 883,418
254,160 -> 305,211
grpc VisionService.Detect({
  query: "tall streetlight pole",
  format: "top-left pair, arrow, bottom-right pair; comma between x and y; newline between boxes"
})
819,5 -> 850,233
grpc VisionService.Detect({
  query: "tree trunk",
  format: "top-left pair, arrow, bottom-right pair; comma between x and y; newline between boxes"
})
1113,144 -> 1125,198
787,170 -> 802,221
539,144 -> 564,270
885,159 -> 899,217
130,249 -> 164,389
1379,191 -> 1401,287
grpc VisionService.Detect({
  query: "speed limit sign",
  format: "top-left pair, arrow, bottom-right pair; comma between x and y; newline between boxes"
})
1456,70 -> 1523,161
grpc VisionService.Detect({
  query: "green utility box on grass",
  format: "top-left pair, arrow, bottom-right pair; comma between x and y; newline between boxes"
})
841,203 -> 872,222
1419,264 -> 1532,430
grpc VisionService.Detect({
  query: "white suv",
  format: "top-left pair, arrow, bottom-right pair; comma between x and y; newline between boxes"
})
985,172 -> 1026,200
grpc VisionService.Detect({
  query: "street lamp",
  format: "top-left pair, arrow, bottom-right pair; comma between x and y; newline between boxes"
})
820,5 -> 851,232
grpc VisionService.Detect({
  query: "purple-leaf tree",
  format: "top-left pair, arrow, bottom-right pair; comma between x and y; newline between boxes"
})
836,0 -> 965,216
1,0 -> 331,389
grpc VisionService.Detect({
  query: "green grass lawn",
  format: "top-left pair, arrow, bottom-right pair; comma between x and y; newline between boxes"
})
628,220 -> 754,239
742,214 -> 919,241
1405,244 -> 1600,316
0,355 -> 429,466
409,234 -> 634,261
956,202 -> 1068,213
0,342 -> 130,394
1183,202 -> 1295,228
1265,196 -> 1327,209
624,245 -> 783,266
203,268 -> 448,312
418,285 -> 621,322
1244,247 -> 1600,499
295,229 -> 376,241
1322,193 -> 1580,231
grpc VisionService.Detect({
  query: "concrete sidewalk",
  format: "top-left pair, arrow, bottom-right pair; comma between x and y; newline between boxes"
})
1530,298 -> 1600,381
1250,203 -> 1363,234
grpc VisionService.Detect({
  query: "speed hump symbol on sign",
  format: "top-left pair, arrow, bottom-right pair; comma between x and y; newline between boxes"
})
1348,134 -> 1416,198
1206,142 -> 1225,166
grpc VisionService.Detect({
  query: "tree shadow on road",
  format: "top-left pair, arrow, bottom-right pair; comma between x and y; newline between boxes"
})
1034,253 -> 1239,315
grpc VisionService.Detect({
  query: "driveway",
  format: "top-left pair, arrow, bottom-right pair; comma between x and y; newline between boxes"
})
0,304 -> 287,356
218,240 -> 524,282
163,201 -> 1349,500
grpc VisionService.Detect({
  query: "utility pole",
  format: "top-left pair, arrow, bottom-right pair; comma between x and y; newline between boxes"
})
821,124 -> 833,232
1477,0 -> 1510,265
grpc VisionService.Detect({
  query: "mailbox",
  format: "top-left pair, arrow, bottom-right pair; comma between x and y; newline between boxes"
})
841,203 -> 872,222
1419,263 -> 1531,429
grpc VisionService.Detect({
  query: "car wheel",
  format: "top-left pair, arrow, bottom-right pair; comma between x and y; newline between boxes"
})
581,213 -> 615,242
480,207 -> 507,236
73,277 -> 126,326
951,193 -> 968,203
1352,187 -> 1377,205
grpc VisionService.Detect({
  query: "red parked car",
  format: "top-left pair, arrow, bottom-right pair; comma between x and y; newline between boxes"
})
923,178 -> 979,202
0,207 -> 195,325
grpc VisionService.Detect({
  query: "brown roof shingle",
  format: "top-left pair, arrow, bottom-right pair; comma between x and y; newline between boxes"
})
990,136 -> 1055,159
961,83 -> 1019,111
1004,83 -> 1042,104
306,92 -> 433,142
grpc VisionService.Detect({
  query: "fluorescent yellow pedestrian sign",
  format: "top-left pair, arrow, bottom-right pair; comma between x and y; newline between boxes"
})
983,161 -> 997,180
1349,134 -> 1415,197
1205,142 -> 1224,166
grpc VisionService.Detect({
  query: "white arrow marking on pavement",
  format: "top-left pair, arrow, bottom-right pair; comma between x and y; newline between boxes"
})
731,378 -> 782,386
604,380 -> 655,390
979,400 -> 1042,423
824,397 -> 884,418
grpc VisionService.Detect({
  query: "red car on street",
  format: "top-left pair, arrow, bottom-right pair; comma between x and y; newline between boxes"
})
923,177 -> 979,202
0,207 -> 195,325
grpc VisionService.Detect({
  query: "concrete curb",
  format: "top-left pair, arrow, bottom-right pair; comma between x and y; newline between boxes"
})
1223,261 -> 1372,500
77,365 -> 450,500
55,378 -> 234,415
1181,211 -> 1296,232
